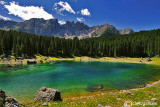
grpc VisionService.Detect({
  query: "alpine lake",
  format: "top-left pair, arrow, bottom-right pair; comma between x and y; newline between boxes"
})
0,61 -> 160,101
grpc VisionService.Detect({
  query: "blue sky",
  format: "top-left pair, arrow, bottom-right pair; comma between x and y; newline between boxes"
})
0,0 -> 160,31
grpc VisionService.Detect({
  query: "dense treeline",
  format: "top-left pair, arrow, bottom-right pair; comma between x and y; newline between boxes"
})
0,29 -> 160,58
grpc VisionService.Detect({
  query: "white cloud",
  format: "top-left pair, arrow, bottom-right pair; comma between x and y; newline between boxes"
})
54,1 -> 75,16
58,20 -> 66,25
77,17 -> 85,22
0,14 -> 11,20
0,1 -> 6,5
3,1 -> 54,20
81,8 -> 91,16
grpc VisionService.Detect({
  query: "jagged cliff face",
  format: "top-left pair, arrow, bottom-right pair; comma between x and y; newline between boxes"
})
14,19 -> 61,36
118,28 -> 134,35
0,20 -> 17,30
0,18 -> 134,38
88,24 -> 119,37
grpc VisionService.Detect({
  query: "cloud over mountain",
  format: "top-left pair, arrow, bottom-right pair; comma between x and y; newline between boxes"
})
0,14 -> 11,20
77,17 -> 85,22
3,1 -> 54,20
81,9 -> 91,16
0,1 -> 5,5
54,1 -> 75,16
58,20 -> 66,25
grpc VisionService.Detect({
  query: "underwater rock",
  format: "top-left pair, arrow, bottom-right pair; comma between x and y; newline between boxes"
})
87,84 -> 103,92
8,64 -> 14,68
33,87 -> 62,101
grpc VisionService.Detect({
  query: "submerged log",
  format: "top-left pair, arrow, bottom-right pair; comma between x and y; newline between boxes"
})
8,64 -> 14,68
87,84 -> 104,92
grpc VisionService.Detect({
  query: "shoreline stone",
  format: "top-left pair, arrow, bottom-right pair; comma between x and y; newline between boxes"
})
34,87 -> 62,101
4,96 -> 19,107
0,89 -> 5,107
0,89 -> 20,107
27,60 -> 37,64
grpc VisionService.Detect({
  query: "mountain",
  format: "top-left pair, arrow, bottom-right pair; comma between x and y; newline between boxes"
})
0,18 -> 134,38
0,20 -> 17,30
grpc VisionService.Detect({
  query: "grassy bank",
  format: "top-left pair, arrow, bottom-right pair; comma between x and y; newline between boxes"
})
1,55 -> 160,66
23,80 -> 160,107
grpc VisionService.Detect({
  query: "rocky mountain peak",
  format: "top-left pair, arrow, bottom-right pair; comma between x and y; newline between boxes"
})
0,18 -> 134,38
118,28 -> 134,35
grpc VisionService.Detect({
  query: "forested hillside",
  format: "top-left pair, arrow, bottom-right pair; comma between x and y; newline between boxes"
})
0,29 -> 159,58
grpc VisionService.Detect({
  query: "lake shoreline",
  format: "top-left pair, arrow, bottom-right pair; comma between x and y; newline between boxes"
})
0,56 -> 160,106
22,77 -> 160,106
0,56 -> 160,66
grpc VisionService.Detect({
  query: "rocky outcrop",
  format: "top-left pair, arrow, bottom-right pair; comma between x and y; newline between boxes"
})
118,28 -> 134,35
27,60 -> 37,64
33,87 -> 62,101
89,24 -> 119,37
0,20 -> 17,29
0,89 -> 5,107
146,57 -> 152,62
8,64 -> 14,68
0,89 -> 19,107
0,18 -> 134,38
4,96 -> 19,107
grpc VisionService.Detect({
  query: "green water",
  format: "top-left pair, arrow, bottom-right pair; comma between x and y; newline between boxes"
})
0,61 -> 160,101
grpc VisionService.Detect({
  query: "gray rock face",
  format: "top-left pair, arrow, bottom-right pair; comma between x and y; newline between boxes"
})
0,89 -> 19,107
97,104 -> 111,107
146,57 -> 152,62
97,104 -> 103,107
109,92 -> 115,95
0,89 -> 5,107
34,87 -> 62,101
0,20 -> 17,29
27,60 -> 37,64
126,90 -> 133,95
42,103 -> 48,106
0,19 -> 134,38
118,28 -> 134,35
4,96 -> 19,107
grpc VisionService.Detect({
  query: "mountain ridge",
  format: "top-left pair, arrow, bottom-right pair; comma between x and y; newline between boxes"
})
0,18 -> 134,38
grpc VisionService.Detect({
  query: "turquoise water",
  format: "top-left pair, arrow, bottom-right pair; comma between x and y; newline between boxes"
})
0,61 -> 160,101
